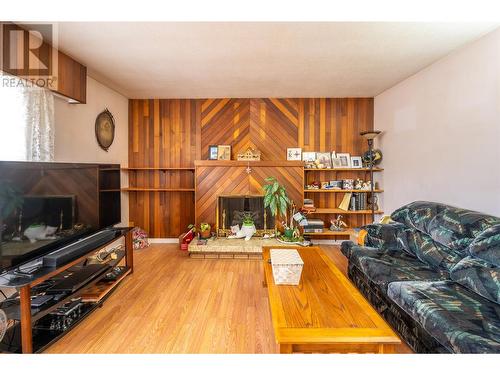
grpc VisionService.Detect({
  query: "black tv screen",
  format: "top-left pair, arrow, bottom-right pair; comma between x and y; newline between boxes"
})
0,161 -> 121,273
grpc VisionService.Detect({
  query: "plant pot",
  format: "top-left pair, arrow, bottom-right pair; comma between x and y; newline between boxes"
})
284,228 -> 294,239
200,229 -> 211,239
241,224 -> 256,240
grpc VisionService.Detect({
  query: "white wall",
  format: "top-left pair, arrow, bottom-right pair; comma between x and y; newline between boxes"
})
54,76 -> 129,225
375,28 -> 500,216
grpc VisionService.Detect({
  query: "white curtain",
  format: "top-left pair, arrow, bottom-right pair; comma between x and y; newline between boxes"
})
23,85 -> 55,162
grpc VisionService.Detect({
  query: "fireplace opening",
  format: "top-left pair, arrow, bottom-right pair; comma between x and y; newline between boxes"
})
217,195 -> 275,237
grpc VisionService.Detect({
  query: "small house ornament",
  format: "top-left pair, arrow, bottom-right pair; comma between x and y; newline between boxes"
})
237,147 -> 261,161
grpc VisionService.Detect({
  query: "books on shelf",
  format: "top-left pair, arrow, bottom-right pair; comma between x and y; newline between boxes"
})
302,218 -> 325,233
339,192 -> 370,211
338,192 -> 352,211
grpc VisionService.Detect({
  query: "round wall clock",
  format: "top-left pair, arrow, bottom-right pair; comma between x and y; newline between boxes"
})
95,108 -> 115,151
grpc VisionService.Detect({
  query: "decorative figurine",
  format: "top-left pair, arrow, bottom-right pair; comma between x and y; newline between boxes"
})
330,215 -> 348,231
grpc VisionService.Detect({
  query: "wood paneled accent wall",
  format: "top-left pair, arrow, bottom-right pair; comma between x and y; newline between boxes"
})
128,98 -> 373,237
195,161 -> 304,226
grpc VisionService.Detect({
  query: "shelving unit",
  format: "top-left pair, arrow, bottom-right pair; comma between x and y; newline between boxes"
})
121,166 -> 195,193
304,189 -> 384,193
121,188 -> 195,192
303,167 -> 383,238
0,229 -> 133,353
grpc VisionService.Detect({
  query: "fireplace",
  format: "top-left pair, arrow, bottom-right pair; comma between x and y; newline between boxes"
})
216,195 -> 275,237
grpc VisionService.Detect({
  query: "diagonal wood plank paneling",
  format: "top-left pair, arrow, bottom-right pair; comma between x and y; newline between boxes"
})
129,98 -> 374,237
200,99 -> 251,159
195,163 -> 304,228
250,98 -> 299,161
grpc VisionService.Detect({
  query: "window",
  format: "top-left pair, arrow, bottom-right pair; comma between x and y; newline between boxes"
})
0,81 -> 27,161
0,72 -> 55,161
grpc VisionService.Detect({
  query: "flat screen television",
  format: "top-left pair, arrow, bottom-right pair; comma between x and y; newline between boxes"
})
0,161 -> 121,274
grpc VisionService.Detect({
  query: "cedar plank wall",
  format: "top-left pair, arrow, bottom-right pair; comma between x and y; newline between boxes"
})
129,98 -> 373,237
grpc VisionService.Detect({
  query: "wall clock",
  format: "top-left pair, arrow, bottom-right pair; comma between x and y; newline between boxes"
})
95,108 -> 115,151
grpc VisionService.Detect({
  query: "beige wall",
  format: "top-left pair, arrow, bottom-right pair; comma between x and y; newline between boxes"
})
54,76 -> 129,225
375,28 -> 500,216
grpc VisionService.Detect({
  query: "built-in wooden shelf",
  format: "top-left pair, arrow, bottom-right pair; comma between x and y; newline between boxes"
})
122,167 -> 195,171
122,188 -> 195,192
304,189 -> 383,193
100,189 -> 121,193
194,160 -> 304,167
313,208 -> 383,215
303,229 -> 355,236
304,167 -> 383,172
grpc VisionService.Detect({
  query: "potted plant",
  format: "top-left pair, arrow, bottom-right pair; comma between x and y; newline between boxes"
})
199,223 -> 211,239
263,177 -> 291,233
263,177 -> 305,243
240,212 -> 256,239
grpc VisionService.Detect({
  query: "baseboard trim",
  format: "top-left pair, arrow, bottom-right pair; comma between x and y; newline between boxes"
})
149,238 -> 180,244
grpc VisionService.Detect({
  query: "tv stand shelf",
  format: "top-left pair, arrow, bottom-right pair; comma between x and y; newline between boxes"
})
0,228 -> 133,354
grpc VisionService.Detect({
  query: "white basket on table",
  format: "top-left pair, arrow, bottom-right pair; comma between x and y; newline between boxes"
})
270,249 -> 304,285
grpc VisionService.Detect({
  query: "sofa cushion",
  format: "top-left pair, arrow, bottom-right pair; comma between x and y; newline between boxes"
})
402,228 -> 464,272
362,222 -> 408,252
450,256 -> 500,304
387,280 -> 500,353
349,246 -> 448,290
391,201 -> 500,250
468,224 -> 500,267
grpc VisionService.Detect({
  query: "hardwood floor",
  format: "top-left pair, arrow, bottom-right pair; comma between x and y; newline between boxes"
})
45,244 -> 412,354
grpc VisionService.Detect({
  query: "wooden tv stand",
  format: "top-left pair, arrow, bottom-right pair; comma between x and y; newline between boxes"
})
0,228 -> 133,354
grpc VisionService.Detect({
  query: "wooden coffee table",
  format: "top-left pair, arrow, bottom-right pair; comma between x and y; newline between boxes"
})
262,246 -> 401,354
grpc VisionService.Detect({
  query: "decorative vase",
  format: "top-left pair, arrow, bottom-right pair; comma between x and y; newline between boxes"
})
241,223 -> 256,241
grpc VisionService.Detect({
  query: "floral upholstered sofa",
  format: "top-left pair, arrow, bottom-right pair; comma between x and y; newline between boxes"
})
341,201 -> 500,353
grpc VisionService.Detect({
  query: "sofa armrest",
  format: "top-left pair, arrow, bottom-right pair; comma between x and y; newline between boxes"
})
341,240 -> 381,259
362,222 -> 407,250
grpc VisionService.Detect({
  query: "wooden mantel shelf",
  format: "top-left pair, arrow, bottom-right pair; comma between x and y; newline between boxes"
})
194,160 -> 305,167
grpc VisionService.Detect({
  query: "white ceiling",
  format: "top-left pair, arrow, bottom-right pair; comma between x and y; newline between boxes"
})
56,22 -> 499,99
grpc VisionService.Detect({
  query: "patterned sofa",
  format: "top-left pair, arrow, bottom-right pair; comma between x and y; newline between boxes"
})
341,201 -> 500,353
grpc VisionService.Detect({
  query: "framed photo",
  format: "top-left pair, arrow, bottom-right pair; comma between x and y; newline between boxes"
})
329,180 -> 343,189
287,148 -> 302,161
351,156 -> 363,168
332,157 -> 342,168
337,153 -> 351,168
208,145 -> 218,160
217,145 -> 231,160
302,152 -> 316,162
316,152 -> 332,168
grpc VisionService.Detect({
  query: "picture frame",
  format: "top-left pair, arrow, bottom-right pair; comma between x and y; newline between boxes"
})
351,156 -> 363,168
332,157 -> 342,168
329,180 -> 343,189
302,152 -> 316,162
287,148 -> 302,161
316,152 -> 332,169
208,145 -> 218,160
337,153 -> 351,168
217,145 -> 231,160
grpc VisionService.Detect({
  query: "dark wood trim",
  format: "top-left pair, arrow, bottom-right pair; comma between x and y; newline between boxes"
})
125,229 -> 134,274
